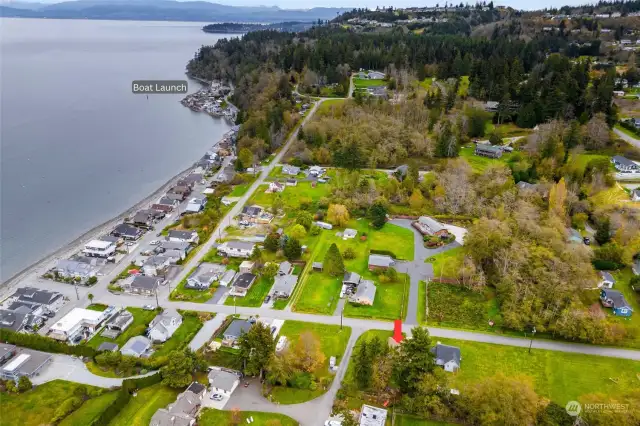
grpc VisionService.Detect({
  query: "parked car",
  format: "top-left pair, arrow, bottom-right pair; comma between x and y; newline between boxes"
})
210,394 -> 224,401
264,295 -> 271,304
150,240 -> 160,245
143,304 -> 155,311
583,237 -> 591,245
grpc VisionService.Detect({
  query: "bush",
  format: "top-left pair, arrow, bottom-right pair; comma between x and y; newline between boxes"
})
90,389 -> 131,426
289,372 -> 313,390
342,247 -> 356,260
0,329 -> 97,358
53,396 -> 84,423
17,376 -> 32,393
122,372 -> 162,392
592,259 -> 623,271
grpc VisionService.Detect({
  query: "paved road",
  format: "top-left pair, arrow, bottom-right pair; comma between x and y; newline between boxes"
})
614,127 -> 640,150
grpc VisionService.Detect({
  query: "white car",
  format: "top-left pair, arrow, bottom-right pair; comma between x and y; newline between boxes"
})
143,304 -> 155,311
210,394 -> 224,401
149,240 -> 160,245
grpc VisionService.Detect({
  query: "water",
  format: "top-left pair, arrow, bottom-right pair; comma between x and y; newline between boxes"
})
0,18 -> 232,282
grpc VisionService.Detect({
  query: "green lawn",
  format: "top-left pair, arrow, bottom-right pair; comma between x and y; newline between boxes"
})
224,276 -> 274,307
108,384 -> 179,426
272,298 -> 290,310
397,416 -> 460,426
343,274 -> 409,321
229,173 -> 258,197
615,123 -> 640,140
1,380 -> 101,426
170,266 -> 218,303
294,271 -> 342,314
271,321 -> 352,404
457,76 -> 469,97
87,307 -> 158,350
568,153 -> 613,177
59,391 -> 120,426
199,408 -> 298,426
458,146 -> 515,173
426,246 -> 464,276
152,315 -> 203,357
369,223 -> 415,260
86,303 -> 108,311
417,280 -> 427,324
353,77 -> 386,88
427,282 -> 502,331
607,268 -> 640,348
248,182 -> 331,213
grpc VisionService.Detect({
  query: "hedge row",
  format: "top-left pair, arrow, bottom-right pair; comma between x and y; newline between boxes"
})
0,329 -> 97,358
122,372 -> 162,392
369,248 -> 401,259
87,389 -> 131,426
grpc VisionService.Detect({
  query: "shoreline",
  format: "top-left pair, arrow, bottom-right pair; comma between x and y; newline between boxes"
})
1,164 -> 198,290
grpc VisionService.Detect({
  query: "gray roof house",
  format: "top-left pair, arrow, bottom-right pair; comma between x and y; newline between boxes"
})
150,384 -> 204,426
120,335 -> 152,358
431,343 -> 461,372
349,280 -> 376,306
219,269 -> 237,287
168,230 -> 199,245
612,155 -> 639,172
475,144 -> 503,159
208,369 -> 240,396
599,271 -> 616,289
272,274 -> 299,299
368,254 -> 395,270
159,241 -> 191,255
414,216 -> 449,237
431,343 -> 462,373
217,240 -> 255,258
54,259 -> 99,280
0,310 -> 35,333
0,348 -> 52,381
282,165 -> 301,176
111,223 -> 143,240
133,211 -> 153,227
97,342 -> 119,352
222,319 -> 252,346
129,275 -> 162,295
343,272 -> 361,286
102,310 -> 134,338
185,263 -> 226,289
148,309 -> 182,343
142,255 -> 171,277
12,287 -> 63,307
277,261 -> 293,276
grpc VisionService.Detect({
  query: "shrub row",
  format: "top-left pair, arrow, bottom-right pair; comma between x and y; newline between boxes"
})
369,248 -> 400,259
88,389 -> 131,426
122,372 -> 162,392
0,329 -> 97,358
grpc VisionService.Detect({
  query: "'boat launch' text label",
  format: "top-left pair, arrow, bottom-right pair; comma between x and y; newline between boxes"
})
132,80 -> 188,94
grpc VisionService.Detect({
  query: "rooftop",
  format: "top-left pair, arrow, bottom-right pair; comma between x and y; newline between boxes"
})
208,369 -> 239,392
131,275 -> 161,290
97,342 -> 119,352
121,335 -> 151,356
368,254 -> 394,267
224,319 -> 252,339
1,348 -> 51,377
51,308 -> 104,333
360,405 -> 388,426
233,273 -> 256,289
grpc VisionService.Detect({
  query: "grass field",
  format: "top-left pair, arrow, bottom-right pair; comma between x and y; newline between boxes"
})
108,384 -> 179,426
199,408 -> 298,426
152,315 -> 203,357
317,98 -> 347,115
427,282 -> 502,331
427,246 -> 464,276
169,266 -> 219,303
607,268 -> 640,348
457,76 -> 469,97
353,77 -> 386,88
86,304 -> 108,311
458,146 -> 514,173
271,321 -> 352,404
229,174 -> 258,197
2,380 -> 100,426
248,182 -> 332,213
417,280 -> 427,324
590,184 -> 633,208
396,416 -> 459,426
369,223 -> 415,260
343,274 -> 409,321
224,276 -> 274,307
59,391 -> 120,426
293,271 -> 342,314
87,307 -> 158,350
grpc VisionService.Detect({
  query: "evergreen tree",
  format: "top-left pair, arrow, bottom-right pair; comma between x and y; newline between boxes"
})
239,322 -> 275,378
353,340 -> 372,389
595,218 -> 611,246
284,237 -> 302,260
369,202 -> 387,229
324,243 -> 345,276
393,327 -> 436,395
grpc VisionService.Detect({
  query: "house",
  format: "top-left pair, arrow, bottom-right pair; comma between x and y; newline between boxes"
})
431,343 -> 461,372
314,221 -> 333,230
241,205 -> 263,220
49,308 -> 108,342
185,263 -> 226,289
120,335 -> 152,358
393,164 -> 409,180
101,310 -> 134,338
413,216 -> 450,237
128,275 -> 162,296
308,166 -> 325,177
0,310 -> 37,333
185,197 -> 207,214
8,287 -> 64,313
54,259 -> 99,280
475,144 -> 503,159
272,274 -> 299,299
219,269 -> 237,287
142,255 -> 171,277
612,155 -> 639,172
217,241 -> 255,258
343,229 -> 357,239
600,289 -> 633,317
150,383 -> 204,426
282,165 -> 301,176
132,211 -> 153,228
168,185 -> 191,198
222,319 -> 253,346
214,165 -> 236,183
97,342 -> 119,352
158,241 -> 191,258
111,223 -> 143,241
343,272 -> 361,287
286,178 -> 297,186
83,239 -> 116,258
268,181 -> 285,193
368,71 -> 386,79
182,173 -> 204,186
516,181 -> 538,192
599,271 -> 616,289
208,368 -> 240,396
158,196 -> 179,208
567,228 -> 583,244
313,262 -> 323,271
349,280 -> 376,305
359,405 -> 388,426
230,273 -> 257,297
368,254 -> 395,271
631,189 -> 640,202
239,261 -> 255,274
151,203 -> 174,213
366,86 -> 387,98
98,234 -> 121,245
148,309 -> 183,342
168,230 -> 199,245
165,192 -> 184,202
0,348 -> 52,381
483,101 -> 499,112
277,261 -> 293,276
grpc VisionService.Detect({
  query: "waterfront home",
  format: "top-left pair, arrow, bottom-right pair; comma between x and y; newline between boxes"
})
217,241 -> 255,258
168,229 -> 199,245
151,203 -> 173,213
82,239 -> 116,259
431,343 -> 461,372
167,185 -> 191,200
229,273 -> 257,297
98,235 -> 121,245
165,192 -> 184,202
132,211 -> 153,228
120,335 -> 152,358
54,259 -> 99,281
612,155 -> 639,172
413,216 -> 450,237
111,223 -> 143,241
128,275 -> 162,296
185,262 -> 226,289
49,308 -> 108,342
148,309 -> 182,342
157,196 -> 179,208
142,255 -> 171,277
214,166 -> 236,183
182,173 -> 204,186
349,279 -> 376,305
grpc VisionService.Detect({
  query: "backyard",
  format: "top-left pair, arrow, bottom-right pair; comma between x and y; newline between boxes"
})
343,274 -> 409,321
270,320 -> 352,404
353,77 -> 387,89
107,384 -> 179,426
199,408 -> 298,426
224,275 -> 274,307
152,314 -> 204,357
426,246 -> 464,277
86,307 -> 159,350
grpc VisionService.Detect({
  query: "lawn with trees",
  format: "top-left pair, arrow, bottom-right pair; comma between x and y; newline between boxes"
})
199,408 -> 298,426
224,275 -> 274,307
107,384 -> 179,426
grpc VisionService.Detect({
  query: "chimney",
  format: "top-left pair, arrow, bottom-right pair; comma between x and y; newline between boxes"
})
393,319 -> 403,343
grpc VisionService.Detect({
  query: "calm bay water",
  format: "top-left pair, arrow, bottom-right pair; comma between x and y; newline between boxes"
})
0,18 -> 230,282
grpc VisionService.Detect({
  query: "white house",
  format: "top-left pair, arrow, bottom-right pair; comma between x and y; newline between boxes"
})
612,156 -> 639,173
208,368 -> 240,396
49,308 -> 108,342
268,181 -> 285,193
185,263 -> 226,290
431,343 -> 461,372
142,255 -> 171,277
82,239 -> 116,258
282,165 -> 301,176
120,335 -> 152,358
185,197 -> 207,214
148,309 -> 182,342
219,270 -> 237,287
349,280 -> 376,306
314,221 -> 333,230
168,230 -> 199,245
54,259 -> 100,281
343,229 -> 357,239
599,271 -> 616,289
359,405 -> 387,426
217,241 -> 255,258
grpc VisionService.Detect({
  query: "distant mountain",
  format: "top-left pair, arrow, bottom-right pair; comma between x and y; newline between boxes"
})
0,0 -> 350,22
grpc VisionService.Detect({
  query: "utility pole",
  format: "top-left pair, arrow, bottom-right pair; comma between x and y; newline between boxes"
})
528,326 -> 536,354
340,306 -> 343,330
74,283 -> 80,301
155,287 -> 160,309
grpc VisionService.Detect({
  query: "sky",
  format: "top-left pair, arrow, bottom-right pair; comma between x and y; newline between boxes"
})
6,0 -> 599,11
